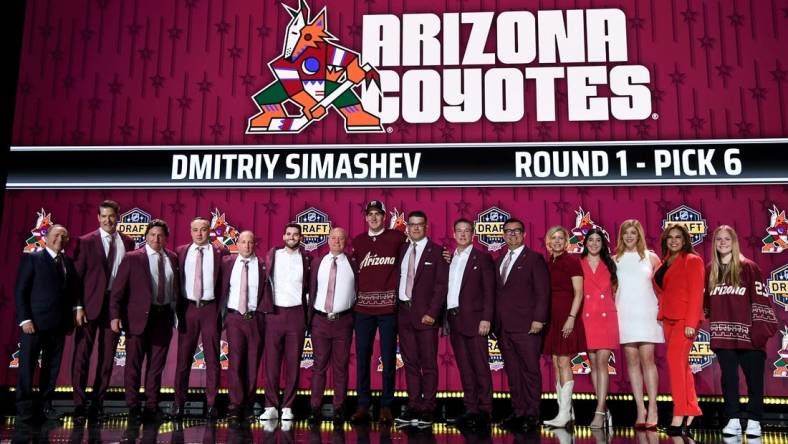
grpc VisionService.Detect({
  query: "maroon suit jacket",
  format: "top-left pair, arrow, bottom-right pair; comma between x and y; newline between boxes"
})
109,247 -> 180,335
494,246 -> 551,333
73,229 -> 135,321
175,243 -> 227,323
398,239 -> 449,330
451,247 -> 496,336
219,254 -> 267,324
307,251 -> 359,325
260,246 -> 312,314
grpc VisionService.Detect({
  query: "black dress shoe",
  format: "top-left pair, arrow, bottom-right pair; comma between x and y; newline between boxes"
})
332,406 -> 346,423
307,407 -> 322,423
664,425 -> 683,436
129,405 -> 144,422
88,405 -> 107,421
143,407 -> 170,423
395,407 -> 420,424
42,407 -> 64,420
73,405 -> 88,422
501,414 -> 526,430
474,411 -> 491,428
681,425 -> 693,437
451,411 -> 475,426
206,406 -> 220,421
170,405 -> 185,421
524,416 -> 541,429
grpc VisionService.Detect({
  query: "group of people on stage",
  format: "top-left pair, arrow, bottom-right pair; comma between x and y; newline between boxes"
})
14,199 -> 777,438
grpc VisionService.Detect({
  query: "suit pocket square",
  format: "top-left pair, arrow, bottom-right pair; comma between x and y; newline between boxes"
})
473,266 -> 478,270
424,262 -> 433,266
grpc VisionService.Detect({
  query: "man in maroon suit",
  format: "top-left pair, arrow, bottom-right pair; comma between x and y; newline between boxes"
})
446,218 -> 495,429
307,227 -> 357,424
495,218 -> 550,430
172,217 -> 226,421
110,219 -> 179,423
395,210 -> 448,426
259,223 -> 312,421
71,200 -> 135,422
220,230 -> 266,428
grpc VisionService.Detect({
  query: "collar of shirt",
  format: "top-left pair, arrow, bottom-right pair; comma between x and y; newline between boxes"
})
327,252 -> 347,262
99,228 -> 116,242
454,246 -> 472,258
368,228 -> 385,237
236,254 -> 257,264
45,246 -> 60,259
190,242 -> 210,253
410,237 -> 428,251
507,245 -> 525,257
145,244 -> 165,257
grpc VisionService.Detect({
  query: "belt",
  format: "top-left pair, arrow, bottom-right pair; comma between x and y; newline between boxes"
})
447,307 -> 460,316
228,308 -> 256,320
149,305 -> 171,314
314,309 -> 352,321
188,299 -> 215,308
398,299 -> 412,308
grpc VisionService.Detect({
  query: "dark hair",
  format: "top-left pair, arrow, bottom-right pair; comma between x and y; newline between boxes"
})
660,224 -> 696,257
503,218 -> 525,232
581,228 -> 618,291
453,218 -> 474,231
285,223 -> 302,233
98,200 -> 120,214
145,219 -> 170,237
407,210 -> 428,223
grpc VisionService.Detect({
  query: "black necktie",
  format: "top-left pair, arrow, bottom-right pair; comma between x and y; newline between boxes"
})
54,253 -> 66,283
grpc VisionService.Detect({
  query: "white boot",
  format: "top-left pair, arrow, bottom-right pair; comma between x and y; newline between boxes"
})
545,381 -> 574,428
543,382 -> 562,427
722,418 -> 742,436
744,419 -> 761,437
259,407 -> 278,420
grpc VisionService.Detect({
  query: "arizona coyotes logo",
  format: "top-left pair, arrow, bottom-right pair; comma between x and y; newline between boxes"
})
571,352 -> 616,375
220,340 -> 230,370
762,205 -> 788,253
389,208 -> 407,233
210,208 -> 240,253
774,326 -> 788,377
247,0 -> 383,134
23,208 -> 53,253
567,207 -> 608,254
191,343 -> 206,370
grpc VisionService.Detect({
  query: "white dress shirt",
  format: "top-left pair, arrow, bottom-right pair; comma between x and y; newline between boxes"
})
313,253 -> 355,314
183,243 -> 215,301
398,237 -> 428,301
447,247 -> 472,310
146,244 -> 175,305
100,229 -> 126,289
227,255 -> 259,312
499,245 -> 524,278
273,248 -> 304,307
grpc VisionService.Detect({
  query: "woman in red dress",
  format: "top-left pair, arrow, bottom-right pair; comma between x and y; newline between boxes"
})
580,228 -> 620,429
654,224 -> 704,436
542,226 -> 585,428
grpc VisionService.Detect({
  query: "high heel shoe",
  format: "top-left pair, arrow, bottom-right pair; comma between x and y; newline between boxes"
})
664,425 -> 683,436
606,409 -> 613,428
589,411 -> 608,429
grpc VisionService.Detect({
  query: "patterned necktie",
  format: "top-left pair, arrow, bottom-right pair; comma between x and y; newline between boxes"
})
405,244 -> 417,299
239,260 -> 250,315
193,247 -> 204,302
106,234 -> 116,281
501,251 -> 514,284
157,252 -> 166,304
325,256 -> 338,314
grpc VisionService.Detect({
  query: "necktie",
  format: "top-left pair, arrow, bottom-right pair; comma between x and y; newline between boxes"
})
54,253 -> 65,283
193,247 -> 204,302
157,252 -> 166,304
325,256 -> 338,314
106,234 -> 116,281
405,244 -> 417,299
501,251 -> 514,284
239,260 -> 249,315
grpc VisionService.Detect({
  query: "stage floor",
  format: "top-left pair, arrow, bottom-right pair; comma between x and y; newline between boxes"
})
0,418 -> 784,444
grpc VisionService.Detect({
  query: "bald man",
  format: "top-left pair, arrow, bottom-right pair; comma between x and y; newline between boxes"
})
307,228 -> 358,423
15,225 -> 79,422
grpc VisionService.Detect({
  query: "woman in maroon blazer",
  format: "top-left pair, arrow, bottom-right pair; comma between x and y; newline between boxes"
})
654,224 -> 704,436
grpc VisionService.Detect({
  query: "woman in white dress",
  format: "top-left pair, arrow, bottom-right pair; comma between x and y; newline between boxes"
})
614,219 -> 663,429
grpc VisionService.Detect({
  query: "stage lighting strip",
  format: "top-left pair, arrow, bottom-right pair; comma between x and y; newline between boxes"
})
6,386 -> 787,405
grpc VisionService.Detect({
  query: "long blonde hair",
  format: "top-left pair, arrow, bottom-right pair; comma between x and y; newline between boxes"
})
708,225 -> 743,288
545,225 -> 569,254
615,219 -> 647,261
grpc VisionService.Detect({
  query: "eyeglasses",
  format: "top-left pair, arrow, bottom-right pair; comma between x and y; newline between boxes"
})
503,229 -> 523,235
408,223 -> 426,228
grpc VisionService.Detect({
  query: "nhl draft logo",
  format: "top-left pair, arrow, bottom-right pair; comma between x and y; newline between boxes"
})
767,264 -> 788,311
571,352 -> 616,375
191,343 -> 206,370
210,208 -> 240,253
662,205 -> 708,246
774,326 -> 788,377
117,208 -> 152,249
488,334 -> 504,372
246,0 -> 383,134
689,329 -> 715,373
23,208 -> 54,253
8,343 -> 42,369
567,207 -> 609,254
300,333 -> 315,369
294,207 -> 332,252
377,339 -> 405,372
475,207 -> 511,252
114,332 -> 127,367
220,340 -> 230,370
762,205 -> 788,253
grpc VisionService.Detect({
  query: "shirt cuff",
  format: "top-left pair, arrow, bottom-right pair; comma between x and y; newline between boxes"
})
73,306 -> 84,311
19,320 -> 31,327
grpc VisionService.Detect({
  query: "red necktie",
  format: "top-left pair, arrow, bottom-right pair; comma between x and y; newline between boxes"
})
405,244 -> 417,299
193,247 -> 204,302
239,260 -> 249,315
325,256 -> 338,313
157,252 -> 166,304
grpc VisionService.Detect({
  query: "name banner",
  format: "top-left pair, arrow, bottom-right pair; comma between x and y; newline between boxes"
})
8,139 -> 786,188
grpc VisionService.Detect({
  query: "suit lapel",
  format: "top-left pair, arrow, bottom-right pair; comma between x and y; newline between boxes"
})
459,249 -> 475,292
256,259 -> 266,308
212,246 -> 222,283
96,231 -> 110,278
504,250 -> 527,288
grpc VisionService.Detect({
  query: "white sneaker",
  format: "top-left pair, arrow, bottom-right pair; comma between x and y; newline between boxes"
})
281,407 -> 294,421
259,407 -> 278,420
722,418 -> 742,436
745,419 -> 761,437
